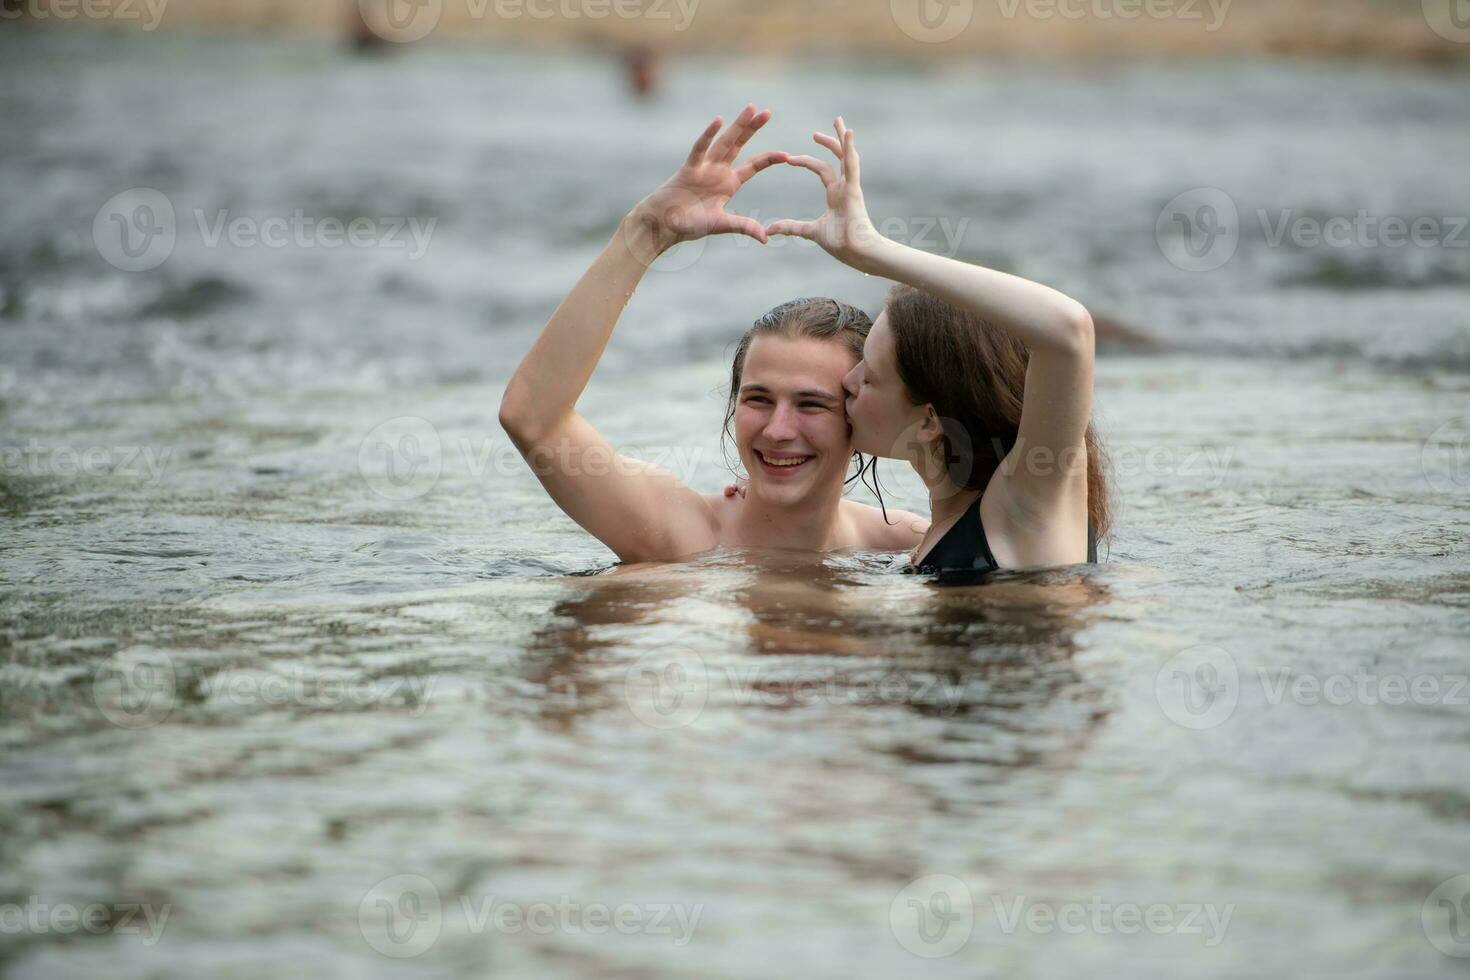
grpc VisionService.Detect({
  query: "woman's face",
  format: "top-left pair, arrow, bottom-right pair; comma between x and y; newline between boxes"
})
734,334 -> 856,507
842,312 -> 929,461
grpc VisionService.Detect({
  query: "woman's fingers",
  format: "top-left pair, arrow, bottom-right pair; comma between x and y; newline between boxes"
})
765,218 -> 820,240
785,154 -> 837,188
686,117 -> 722,167
813,131 -> 843,163
818,120 -> 860,182
843,127 -> 861,184
734,150 -> 790,185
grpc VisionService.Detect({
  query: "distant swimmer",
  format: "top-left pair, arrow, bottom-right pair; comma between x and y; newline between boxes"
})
625,46 -> 661,99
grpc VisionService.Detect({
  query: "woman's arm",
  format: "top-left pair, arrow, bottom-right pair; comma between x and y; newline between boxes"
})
499,106 -> 786,563
766,118 -> 1094,519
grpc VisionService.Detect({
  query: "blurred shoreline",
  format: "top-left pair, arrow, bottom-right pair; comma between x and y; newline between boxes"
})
4,0 -> 1468,63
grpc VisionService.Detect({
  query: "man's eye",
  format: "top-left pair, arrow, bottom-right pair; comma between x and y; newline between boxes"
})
745,397 -> 771,405
800,403 -> 828,411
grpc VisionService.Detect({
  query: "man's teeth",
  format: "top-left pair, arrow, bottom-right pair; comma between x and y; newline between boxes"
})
761,454 -> 810,467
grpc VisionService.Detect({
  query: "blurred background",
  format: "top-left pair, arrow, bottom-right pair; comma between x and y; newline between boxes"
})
2,2 -> 1468,979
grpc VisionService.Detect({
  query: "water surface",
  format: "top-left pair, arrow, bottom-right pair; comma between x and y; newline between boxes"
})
1,30 -> 1469,979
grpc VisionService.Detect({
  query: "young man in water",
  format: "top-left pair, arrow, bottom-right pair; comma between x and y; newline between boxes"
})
499,106 -> 926,564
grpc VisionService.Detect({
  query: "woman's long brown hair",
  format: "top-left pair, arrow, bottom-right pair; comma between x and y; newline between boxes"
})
884,284 -> 1112,540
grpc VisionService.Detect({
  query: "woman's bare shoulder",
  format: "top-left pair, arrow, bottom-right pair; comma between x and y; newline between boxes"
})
841,499 -> 928,551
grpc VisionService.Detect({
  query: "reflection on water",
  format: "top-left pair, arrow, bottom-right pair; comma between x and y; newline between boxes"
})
1,29 -> 1468,980
526,554 -> 1114,773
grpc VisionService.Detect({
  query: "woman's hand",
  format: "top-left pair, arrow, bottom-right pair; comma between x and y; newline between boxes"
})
625,105 -> 788,258
765,117 -> 884,272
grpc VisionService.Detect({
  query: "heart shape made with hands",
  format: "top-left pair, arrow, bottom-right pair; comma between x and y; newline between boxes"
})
630,105 -> 878,264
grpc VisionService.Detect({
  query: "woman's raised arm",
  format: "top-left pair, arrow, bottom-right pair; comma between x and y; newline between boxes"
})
767,117 -> 1094,517
498,106 -> 787,563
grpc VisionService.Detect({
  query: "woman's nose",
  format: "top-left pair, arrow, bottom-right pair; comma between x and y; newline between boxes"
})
842,365 -> 860,397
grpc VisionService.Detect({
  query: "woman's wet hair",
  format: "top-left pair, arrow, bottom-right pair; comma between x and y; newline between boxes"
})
883,284 -> 1113,540
721,297 -> 888,508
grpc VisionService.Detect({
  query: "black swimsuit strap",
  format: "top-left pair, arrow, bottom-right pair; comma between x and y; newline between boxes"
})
916,496 -> 1097,574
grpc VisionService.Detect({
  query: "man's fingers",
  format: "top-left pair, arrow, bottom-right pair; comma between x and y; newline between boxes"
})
686,117 -> 722,167
721,107 -> 772,164
713,212 -> 769,243
735,150 -> 790,184
708,104 -> 757,164
786,155 -> 837,188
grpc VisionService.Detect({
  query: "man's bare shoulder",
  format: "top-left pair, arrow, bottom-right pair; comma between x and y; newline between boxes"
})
841,499 -> 928,551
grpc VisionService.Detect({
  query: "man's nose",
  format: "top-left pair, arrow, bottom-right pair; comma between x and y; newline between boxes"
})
763,403 -> 799,441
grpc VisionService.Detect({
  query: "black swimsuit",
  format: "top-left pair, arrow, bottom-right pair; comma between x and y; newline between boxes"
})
911,495 -> 1097,575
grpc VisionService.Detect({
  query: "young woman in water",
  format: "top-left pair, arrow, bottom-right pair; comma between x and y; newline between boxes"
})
763,117 -> 1111,573
498,106 -> 927,564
